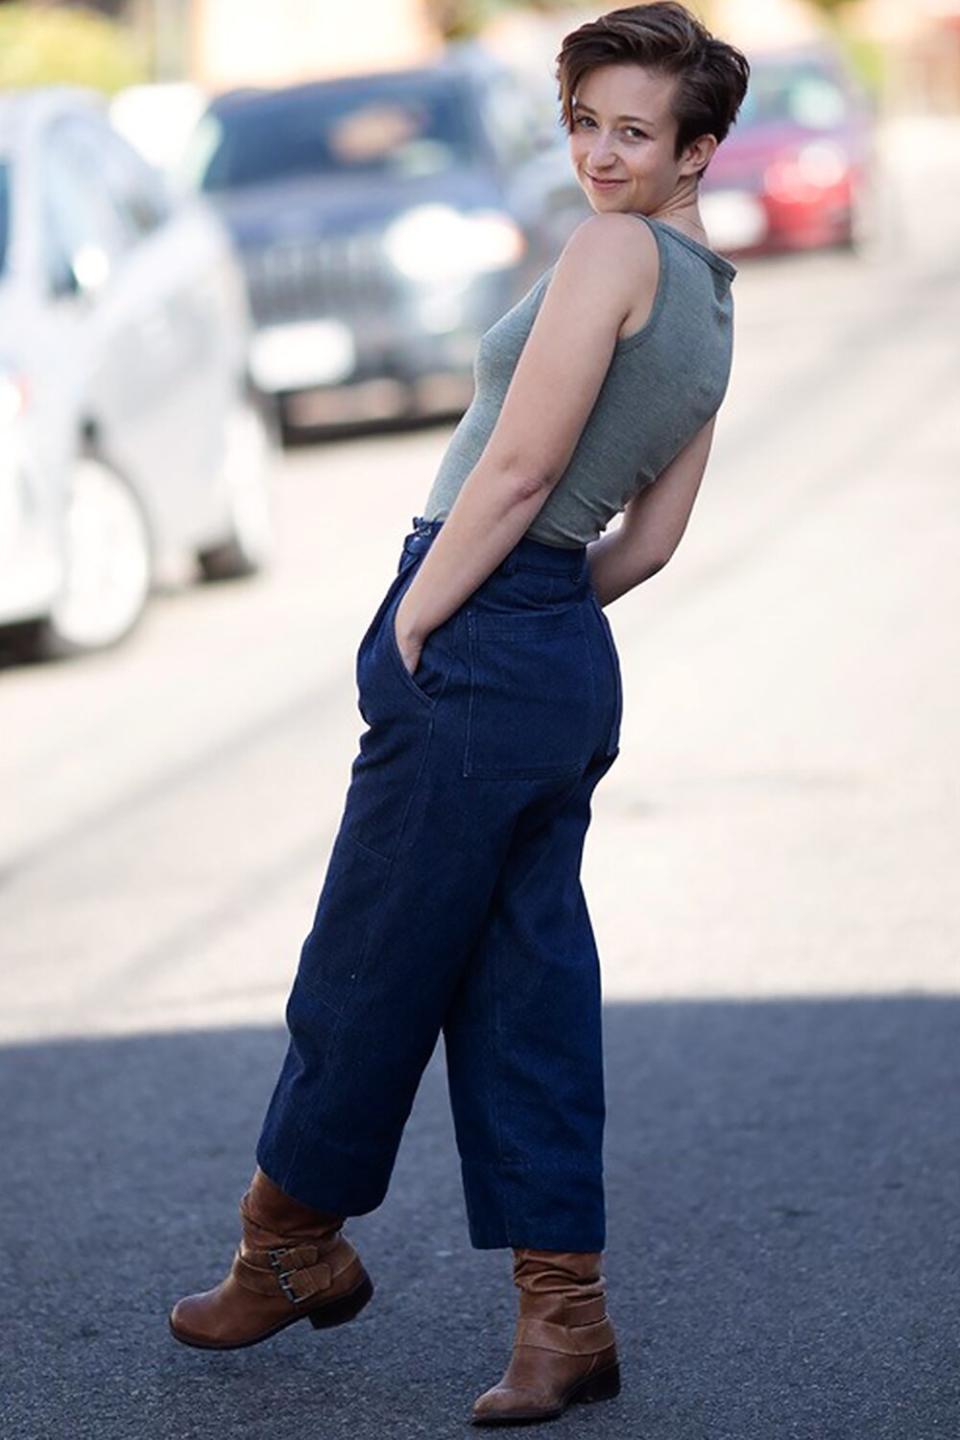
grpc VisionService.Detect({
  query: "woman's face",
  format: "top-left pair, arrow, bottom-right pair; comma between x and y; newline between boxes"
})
568,62 -> 710,215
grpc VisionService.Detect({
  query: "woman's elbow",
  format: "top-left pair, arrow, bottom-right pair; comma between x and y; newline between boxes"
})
483,446 -> 554,505
641,549 -> 673,580
642,521 -> 691,577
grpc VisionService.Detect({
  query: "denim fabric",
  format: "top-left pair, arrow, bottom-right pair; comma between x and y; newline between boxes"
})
256,515 -> 623,1250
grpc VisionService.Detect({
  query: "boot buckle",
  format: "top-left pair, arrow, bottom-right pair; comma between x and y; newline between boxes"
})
267,1247 -> 303,1304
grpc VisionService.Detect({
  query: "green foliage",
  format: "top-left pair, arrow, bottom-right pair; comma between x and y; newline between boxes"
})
423,0 -> 495,40
813,6 -> 890,105
425,0 -> 584,41
0,4 -> 147,95
834,30 -> 888,102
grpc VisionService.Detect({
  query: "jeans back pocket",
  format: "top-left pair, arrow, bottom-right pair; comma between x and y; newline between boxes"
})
463,605 -> 594,780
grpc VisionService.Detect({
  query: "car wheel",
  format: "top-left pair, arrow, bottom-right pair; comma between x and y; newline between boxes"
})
197,389 -> 276,582
13,455 -> 152,661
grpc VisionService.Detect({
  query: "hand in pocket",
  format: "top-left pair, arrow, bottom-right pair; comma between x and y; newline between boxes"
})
393,596 -> 425,678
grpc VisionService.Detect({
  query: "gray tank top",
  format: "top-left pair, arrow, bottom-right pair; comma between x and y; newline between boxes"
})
420,214 -> 737,548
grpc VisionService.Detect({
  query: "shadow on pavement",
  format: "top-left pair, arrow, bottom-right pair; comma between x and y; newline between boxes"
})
1,996 -> 957,1439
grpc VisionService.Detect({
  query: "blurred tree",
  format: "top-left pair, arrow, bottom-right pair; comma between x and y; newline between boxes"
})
0,3 -> 146,93
803,0 -> 890,104
423,0 -> 589,42
421,0 -> 887,105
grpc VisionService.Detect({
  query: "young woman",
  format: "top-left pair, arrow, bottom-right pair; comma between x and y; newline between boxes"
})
169,3 -> 749,1426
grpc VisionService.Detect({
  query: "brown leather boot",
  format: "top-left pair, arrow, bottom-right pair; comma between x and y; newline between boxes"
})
470,1248 -> 620,1425
168,1166 -> 373,1350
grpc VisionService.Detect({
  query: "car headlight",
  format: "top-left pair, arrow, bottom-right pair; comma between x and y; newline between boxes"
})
383,204 -> 526,282
764,141 -> 850,202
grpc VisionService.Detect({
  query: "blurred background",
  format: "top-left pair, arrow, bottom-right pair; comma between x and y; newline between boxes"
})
0,0 -> 957,659
2,2 -> 958,1436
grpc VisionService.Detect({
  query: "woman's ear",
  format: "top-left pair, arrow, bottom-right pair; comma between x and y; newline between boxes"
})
681,132 -> 718,178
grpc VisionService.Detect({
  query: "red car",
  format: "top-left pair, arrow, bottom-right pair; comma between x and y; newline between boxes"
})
700,45 -> 877,257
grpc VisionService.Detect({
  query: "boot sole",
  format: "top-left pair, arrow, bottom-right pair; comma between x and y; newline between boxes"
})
168,1268 -> 374,1351
469,1359 -> 621,1425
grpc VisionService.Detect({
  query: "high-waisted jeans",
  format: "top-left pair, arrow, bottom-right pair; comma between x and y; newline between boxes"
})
256,514 -> 623,1250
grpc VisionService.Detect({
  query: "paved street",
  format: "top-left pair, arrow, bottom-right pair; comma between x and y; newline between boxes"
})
2,121 -> 958,1438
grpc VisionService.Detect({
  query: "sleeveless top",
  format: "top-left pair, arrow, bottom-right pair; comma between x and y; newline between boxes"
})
420,213 -> 738,548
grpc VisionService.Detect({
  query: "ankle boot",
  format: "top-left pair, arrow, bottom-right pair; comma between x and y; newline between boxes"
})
168,1166 -> 373,1350
470,1248 -> 620,1425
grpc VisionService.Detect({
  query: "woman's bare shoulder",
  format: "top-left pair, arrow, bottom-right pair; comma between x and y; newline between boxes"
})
555,213 -> 660,343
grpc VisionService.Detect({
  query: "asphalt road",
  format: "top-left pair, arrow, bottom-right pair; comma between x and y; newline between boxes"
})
2,122 -> 958,1439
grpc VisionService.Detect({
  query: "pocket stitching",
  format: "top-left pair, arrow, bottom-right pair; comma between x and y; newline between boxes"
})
463,607 -> 591,780
385,595 -> 437,709
300,827 -> 392,1012
384,590 -> 461,711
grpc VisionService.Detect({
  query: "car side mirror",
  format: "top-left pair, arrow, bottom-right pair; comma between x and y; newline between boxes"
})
50,243 -> 112,300
49,254 -> 81,298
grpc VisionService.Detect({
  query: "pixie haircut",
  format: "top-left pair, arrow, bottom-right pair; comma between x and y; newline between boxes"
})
555,2 -> 750,175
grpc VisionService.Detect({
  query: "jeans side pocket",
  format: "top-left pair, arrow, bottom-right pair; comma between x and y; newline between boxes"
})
374,555 -> 462,710
356,569 -> 406,696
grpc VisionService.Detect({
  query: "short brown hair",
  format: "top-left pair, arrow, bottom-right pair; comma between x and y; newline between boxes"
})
555,2 -> 750,175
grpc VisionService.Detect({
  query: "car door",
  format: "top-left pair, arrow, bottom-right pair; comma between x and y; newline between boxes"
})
39,113 -> 227,554
93,120 -> 241,537
39,115 -> 178,484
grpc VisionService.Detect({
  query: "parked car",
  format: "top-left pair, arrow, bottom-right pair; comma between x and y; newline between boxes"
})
700,45 -> 878,257
179,49 -> 575,434
0,87 -> 275,661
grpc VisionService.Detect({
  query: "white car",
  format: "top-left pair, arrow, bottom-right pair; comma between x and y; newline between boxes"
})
0,86 -> 276,660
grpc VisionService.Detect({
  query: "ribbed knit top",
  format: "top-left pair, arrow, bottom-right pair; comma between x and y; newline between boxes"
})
420,213 -> 738,548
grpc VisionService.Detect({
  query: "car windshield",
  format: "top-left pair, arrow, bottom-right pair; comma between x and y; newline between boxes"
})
0,163 -> 9,273
738,61 -> 850,131
187,79 -> 477,192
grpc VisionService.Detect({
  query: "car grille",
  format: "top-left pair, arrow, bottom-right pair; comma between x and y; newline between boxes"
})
242,232 -> 395,326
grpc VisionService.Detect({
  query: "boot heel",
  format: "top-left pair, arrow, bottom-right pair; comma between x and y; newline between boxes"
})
307,1270 -> 374,1330
571,1361 -> 621,1405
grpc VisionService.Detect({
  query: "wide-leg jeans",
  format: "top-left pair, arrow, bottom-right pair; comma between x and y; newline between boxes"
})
256,515 -> 623,1251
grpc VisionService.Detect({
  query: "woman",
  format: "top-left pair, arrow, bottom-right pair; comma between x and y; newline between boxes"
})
168,2 -> 749,1426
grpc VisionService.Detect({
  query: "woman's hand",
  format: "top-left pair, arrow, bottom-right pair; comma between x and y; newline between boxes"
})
393,595 -> 425,678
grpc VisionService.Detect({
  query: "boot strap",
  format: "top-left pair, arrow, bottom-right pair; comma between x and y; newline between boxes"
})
517,1292 -> 608,1326
232,1246 -> 333,1304
559,1294 -> 607,1326
514,1315 -> 614,1356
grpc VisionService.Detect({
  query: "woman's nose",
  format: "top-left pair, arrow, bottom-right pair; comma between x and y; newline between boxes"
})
590,134 -> 615,166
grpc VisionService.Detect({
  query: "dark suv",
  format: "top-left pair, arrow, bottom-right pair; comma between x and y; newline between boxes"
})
181,49 -> 579,434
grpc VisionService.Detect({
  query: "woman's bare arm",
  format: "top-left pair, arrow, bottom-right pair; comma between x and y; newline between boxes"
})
393,213 -> 659,657
586,414 -> 717,608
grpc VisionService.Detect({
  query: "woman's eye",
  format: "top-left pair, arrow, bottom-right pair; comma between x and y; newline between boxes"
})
573,116 -> 646,139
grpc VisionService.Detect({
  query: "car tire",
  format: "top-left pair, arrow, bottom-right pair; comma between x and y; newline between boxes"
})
11,454 -> 153,661
197,387 -> 277,582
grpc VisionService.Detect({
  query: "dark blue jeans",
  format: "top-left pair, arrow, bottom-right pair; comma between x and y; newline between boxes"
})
256,515 -> 623,1250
